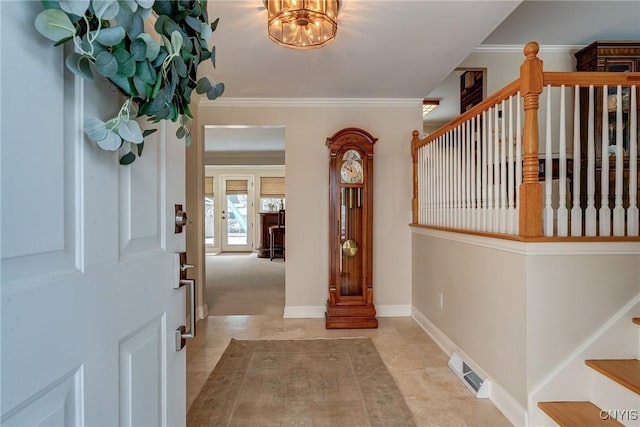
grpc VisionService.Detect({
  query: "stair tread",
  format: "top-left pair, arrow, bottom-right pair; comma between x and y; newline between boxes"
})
585,359 -> 640,395
538,401 -> 623,426
633,317 -> 640,326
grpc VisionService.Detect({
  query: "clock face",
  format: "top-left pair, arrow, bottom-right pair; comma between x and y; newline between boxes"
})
340,159 -> 363,183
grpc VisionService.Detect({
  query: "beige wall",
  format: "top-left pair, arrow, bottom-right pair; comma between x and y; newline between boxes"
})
526,252 -> 640,389
459,48 -> 577,95
197,101 -> 421,311
411,230 -> 528,405
411,228 -> 640,409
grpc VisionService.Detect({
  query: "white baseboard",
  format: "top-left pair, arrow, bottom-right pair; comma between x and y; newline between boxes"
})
197,303 -> 209,320
377,304 -> 412,317
411,306 -> 457,355
283,305 -> 325,318
411,306 -> 527,427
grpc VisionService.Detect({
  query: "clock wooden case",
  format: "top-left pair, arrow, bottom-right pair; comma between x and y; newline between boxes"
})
325,127 -> 378,329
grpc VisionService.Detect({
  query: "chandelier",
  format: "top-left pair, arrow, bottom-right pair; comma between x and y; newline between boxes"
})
265,0 -> 339,50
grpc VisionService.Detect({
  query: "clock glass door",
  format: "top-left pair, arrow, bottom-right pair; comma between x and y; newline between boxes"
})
340,186 -> 363,297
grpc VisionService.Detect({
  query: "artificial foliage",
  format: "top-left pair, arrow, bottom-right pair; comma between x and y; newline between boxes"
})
35,0 -> 224,164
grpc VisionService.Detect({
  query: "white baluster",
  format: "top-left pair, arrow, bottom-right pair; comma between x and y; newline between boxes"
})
557,85 -> 568,236
586,85 -> 597,235
500,99 -> 507,233
613,85 -> 625,235
487,107 -> 494,232
460,120 -> 469,230
628,86 -> 639,236
455,126 -> 461,228
507,95 -> 516,234
418,147 -> 422,223
424,142 -> 436,225
420,146 -> 425,224
460,123 -> 466,229
440,136 -> 445,227
599,85 -> 611,236
493,105 -> 500,231
482,110 -> 488,232
446,132 -> 451,228
423,146 -> 428,225
571,85 -> 583,236
448,131 -> 453,228
471,115 -> 478,230
431,143 -> 436,225
436,136 -> 441,226
464,117 -> 473,230
544,86 -> 554,236
426,145 -> 431,225
515,92 -> 522,234
487,108 -> 495,231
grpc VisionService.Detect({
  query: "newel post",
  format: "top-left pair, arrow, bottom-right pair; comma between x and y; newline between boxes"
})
519,42 -> 544,237
411,130 -> 421,225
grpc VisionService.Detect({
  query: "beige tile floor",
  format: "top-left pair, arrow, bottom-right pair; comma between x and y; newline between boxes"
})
186,315 -> 513,427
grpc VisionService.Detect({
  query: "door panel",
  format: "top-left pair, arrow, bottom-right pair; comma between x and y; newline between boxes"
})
1,2 -> 80,289
119,315 -> 165,427
1,2 -> 186,425
119,124 -> 164,260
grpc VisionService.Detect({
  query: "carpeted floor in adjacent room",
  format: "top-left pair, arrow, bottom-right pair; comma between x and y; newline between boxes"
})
205,252 -> 284,316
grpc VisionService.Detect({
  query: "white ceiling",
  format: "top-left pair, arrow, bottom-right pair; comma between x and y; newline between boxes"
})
203,0 -> 640,154
204,125 -> 285,152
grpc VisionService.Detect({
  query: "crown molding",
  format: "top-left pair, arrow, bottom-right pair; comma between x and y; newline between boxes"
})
199,98 -> 422,108
205,164 -> 284,173
475,44 -> 584,54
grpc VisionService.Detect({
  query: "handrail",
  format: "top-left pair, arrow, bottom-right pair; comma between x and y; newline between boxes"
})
412,79 -> 521,152
543,72 -> 640,86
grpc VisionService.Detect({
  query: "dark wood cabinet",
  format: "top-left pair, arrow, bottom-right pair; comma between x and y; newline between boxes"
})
257,212 -> 282,258
575,41 -> 640,161
574,41 -> 640,209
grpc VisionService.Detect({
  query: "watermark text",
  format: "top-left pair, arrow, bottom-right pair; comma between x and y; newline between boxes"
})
600,409 -> 639,421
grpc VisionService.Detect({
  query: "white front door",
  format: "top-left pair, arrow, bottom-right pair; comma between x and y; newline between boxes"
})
1,2 -> 188,425
220,175 -> 254,252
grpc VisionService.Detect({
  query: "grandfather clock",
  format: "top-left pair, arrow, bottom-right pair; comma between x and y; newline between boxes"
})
325,127 -> 378,329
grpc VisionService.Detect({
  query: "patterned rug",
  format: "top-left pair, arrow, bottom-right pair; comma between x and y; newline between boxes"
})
187,338 -> 417,426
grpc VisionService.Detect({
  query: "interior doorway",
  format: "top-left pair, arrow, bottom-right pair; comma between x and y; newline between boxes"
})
201,125 -> 286,316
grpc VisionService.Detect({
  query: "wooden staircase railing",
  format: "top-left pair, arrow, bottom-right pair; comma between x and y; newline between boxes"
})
411,41 -> 640,240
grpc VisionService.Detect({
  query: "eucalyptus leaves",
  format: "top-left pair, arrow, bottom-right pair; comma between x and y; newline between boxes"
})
35,0 -> 224,164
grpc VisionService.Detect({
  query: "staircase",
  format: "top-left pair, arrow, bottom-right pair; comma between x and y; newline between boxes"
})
538,318 -> 640,426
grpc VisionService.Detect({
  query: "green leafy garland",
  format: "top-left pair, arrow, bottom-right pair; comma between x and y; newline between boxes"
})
35,0 -> 224,164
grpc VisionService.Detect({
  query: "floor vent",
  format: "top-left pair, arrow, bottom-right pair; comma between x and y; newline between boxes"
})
448,352 -> 490,398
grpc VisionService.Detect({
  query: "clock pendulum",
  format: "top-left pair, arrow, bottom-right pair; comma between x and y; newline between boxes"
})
325,128 -> 378,329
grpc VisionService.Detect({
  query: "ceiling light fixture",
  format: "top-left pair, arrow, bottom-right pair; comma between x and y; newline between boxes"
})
422,99 -> 440,119
264,0 -> 339,50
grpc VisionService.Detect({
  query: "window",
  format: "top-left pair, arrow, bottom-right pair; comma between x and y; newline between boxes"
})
260,176 -> 285,211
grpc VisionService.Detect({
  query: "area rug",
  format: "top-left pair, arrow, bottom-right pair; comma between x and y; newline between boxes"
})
187,338 -> 417,427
